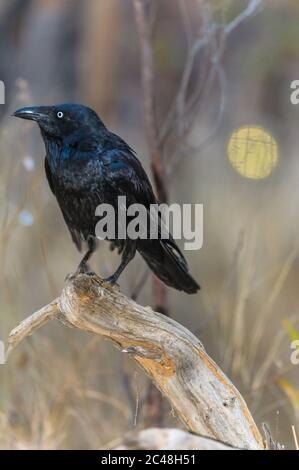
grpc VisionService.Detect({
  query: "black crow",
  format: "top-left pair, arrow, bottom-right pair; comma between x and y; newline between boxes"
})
14,104 -> 199,293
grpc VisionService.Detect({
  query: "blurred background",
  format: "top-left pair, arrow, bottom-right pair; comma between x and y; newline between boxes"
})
0,0 -> 299,450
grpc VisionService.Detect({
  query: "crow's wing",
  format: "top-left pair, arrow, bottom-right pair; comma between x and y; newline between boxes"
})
44,157 -> 83,251
44,157 -> 55,195
101,147 -> 157,208
100,145 -> 187,264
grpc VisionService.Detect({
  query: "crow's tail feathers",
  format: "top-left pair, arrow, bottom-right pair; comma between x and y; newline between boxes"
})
140,238 -> 200,294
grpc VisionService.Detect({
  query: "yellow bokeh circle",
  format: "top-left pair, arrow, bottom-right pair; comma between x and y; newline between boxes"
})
227,126 -> 278,179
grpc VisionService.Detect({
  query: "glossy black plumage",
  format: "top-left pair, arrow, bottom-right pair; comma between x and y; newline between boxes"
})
14,103 -> 199,294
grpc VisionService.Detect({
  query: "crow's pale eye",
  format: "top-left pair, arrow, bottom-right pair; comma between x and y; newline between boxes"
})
57,111 -> 64,119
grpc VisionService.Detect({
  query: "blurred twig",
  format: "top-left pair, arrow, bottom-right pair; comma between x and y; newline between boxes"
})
133,0 -> 168,330
161,0 -> 263,171
132,0 -> 168,204
224,0 -> 262,35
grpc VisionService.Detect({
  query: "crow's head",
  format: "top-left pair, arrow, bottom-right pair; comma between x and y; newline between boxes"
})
13,103 -> 106,140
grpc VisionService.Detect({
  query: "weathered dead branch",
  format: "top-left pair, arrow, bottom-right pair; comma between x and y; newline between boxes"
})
7,273 -> 264,450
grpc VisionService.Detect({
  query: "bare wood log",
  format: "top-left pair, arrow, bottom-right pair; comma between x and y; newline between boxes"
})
7,273 -> 264,450
111,427 -> 239,450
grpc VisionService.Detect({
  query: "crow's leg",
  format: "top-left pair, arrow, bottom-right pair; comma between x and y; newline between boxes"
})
76,236 -> 97,274
104,241 -> 136,284
109,239 -> 124,254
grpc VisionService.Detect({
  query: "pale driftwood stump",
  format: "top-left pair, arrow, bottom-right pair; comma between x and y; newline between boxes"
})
111,428 -> 239,450
7,273 -> 264,450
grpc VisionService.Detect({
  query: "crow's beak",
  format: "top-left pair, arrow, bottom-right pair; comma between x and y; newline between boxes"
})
13,106 -> 48,122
